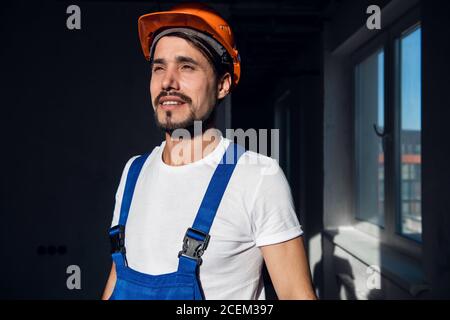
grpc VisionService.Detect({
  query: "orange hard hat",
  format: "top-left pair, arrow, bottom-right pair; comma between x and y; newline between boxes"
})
138,3 -> 241,88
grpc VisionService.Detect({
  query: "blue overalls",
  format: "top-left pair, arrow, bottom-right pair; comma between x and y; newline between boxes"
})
108,143 -> 244,300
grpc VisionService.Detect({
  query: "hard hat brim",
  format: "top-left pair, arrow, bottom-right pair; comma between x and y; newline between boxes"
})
138,11 -> 229,61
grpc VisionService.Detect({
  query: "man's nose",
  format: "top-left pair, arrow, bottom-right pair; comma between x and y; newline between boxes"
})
161,66 -> 180,91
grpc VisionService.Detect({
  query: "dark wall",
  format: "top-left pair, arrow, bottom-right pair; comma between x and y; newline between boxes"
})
422,0 -> 450,299
0,2 -> 165,298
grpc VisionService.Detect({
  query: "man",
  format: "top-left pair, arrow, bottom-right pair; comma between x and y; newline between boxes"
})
102,3 -> 316,300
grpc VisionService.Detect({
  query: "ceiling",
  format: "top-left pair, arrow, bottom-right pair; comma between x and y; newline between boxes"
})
154,0 -> 338,76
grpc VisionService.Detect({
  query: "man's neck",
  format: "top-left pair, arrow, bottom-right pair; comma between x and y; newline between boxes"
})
162,130 -> 222,166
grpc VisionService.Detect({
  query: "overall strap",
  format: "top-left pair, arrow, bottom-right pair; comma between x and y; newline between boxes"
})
192,143 -> 245,233
110,154 -> 150,268
178,143 -> 245,274
119,154 -> 150,226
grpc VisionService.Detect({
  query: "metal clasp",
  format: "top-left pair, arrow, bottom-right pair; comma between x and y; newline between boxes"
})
178,228 -> 210,265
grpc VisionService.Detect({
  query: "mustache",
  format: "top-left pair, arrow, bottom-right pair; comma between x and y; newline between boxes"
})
154,91 -> 192,106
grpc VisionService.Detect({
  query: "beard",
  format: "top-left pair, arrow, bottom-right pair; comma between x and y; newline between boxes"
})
153,90 -> 218,135
154,103 -> 217,137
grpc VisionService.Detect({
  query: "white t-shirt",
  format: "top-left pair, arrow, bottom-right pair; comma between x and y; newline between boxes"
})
110,136 -> 303,300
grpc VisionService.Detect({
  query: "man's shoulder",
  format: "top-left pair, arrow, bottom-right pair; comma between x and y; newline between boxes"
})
239,149 -> 277,166
222,137 -> 277,168
122,143 -> 163,172
236,148 -> 282,179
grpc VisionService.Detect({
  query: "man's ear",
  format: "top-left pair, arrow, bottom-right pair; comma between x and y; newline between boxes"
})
217,73 -> 232,100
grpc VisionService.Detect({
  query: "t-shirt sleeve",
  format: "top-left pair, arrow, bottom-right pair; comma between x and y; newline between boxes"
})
250,159 -> 303,247
110,155 -> 140,227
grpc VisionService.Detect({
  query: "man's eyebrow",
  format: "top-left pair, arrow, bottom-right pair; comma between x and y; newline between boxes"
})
175,56 -> 199,66
151,56 -> 200,66
152,58 -> 166,65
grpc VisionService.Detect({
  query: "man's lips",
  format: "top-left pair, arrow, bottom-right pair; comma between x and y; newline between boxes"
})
158,96 -> 188,110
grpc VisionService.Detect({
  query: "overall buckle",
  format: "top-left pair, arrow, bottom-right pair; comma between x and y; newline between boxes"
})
178,228 -> 210,265
109,225 -> 126,254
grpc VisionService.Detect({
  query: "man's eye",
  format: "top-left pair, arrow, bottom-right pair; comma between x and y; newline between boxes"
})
152,66 -> 163,72
181,64 -> 194,70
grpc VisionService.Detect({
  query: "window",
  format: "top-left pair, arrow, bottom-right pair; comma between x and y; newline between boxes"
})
353,20 -> 422,248
398,26 -> 422,241
355,50 -> 385,227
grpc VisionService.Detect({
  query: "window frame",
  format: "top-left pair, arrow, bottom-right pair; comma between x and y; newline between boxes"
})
350,7 -> 422,260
